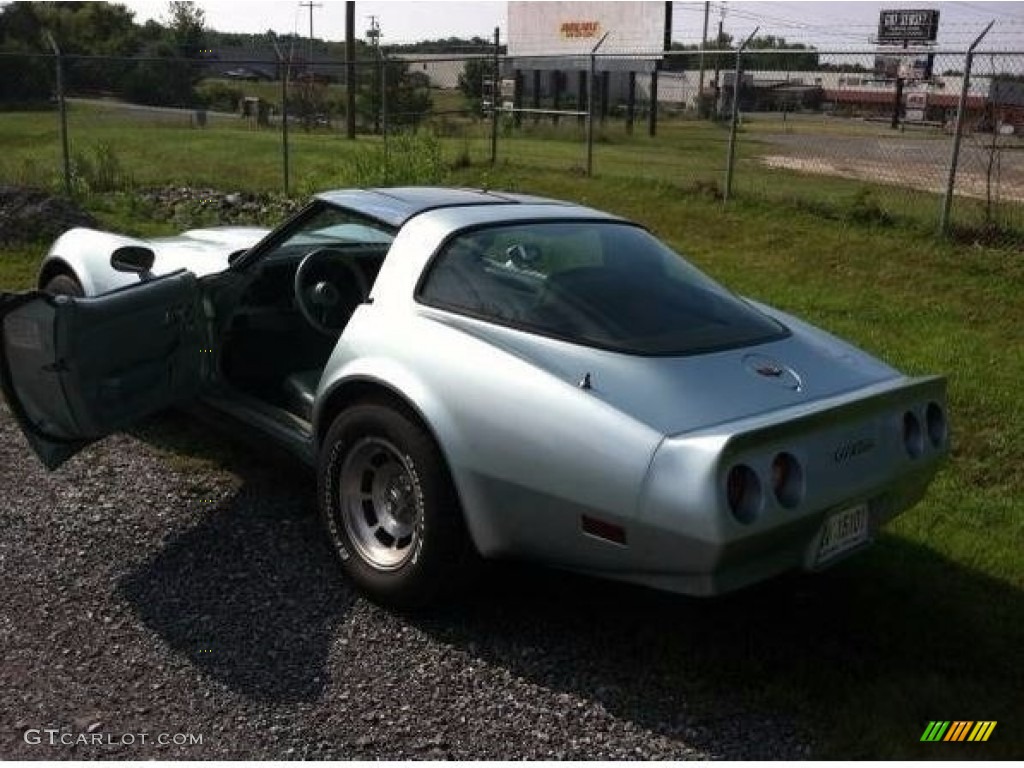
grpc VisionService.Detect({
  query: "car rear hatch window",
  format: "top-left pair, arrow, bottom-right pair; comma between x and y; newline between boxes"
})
417,221 -> 788,356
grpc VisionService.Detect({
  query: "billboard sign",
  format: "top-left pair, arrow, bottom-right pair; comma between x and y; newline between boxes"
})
508,1 -> 665,56
877,9 -> 940,42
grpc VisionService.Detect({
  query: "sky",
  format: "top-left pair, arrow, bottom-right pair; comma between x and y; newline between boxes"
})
117,0 -> 1024,50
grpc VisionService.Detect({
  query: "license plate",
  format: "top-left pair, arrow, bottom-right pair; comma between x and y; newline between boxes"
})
816,504 -> 869,564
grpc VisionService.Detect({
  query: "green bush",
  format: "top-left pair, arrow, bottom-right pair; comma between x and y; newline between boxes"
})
346,132 -> 447,187
196,81 -> 244,113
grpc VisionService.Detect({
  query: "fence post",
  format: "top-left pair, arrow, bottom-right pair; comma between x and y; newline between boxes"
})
697,1 -> 709,116
626,71 -> 636,135
490,27 -> 499,166
939,22 -> 993,236
648,68 -> 658,137
45,33 -> 71,197
272,38 -> 291,196
724,27 -> 758,203
586,32 -> 609,177
345,0 -> 356,139
381,55 -> 388,141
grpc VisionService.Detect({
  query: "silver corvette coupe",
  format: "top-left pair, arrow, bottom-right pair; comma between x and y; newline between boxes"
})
0,187 -> 948,606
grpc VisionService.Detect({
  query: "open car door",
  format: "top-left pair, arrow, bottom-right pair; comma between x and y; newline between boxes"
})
0,271 -> 204,470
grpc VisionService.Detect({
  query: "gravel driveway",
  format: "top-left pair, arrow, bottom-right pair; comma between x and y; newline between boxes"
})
0,403 -> 811,760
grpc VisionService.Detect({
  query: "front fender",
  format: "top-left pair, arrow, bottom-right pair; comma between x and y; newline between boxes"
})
43,228 -> 150,296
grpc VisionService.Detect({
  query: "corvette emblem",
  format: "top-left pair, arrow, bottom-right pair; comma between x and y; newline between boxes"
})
755,362 -> 784,377
743,354 -> 803,392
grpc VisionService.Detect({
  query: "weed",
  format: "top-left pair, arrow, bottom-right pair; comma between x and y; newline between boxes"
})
71,142 -> 133,194
847,187 -> 893,226
347,131 -> 448,187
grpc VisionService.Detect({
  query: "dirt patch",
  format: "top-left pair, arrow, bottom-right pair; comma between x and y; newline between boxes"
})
759,154 -> 1024,203
0,186 -> 97,245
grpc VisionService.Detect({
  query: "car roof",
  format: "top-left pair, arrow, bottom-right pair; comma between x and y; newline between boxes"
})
314,187 -> 572,228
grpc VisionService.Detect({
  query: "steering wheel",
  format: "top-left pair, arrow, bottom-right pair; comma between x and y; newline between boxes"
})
294,247 -> 371,336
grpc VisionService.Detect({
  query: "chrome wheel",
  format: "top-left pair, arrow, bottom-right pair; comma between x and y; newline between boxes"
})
339,437 -> 420,571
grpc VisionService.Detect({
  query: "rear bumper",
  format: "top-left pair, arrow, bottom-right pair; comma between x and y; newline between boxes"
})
575,375 -> 948,596
587,461 -> 936,597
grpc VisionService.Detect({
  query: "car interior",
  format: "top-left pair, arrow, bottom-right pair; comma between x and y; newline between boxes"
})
218,205 -> 394,423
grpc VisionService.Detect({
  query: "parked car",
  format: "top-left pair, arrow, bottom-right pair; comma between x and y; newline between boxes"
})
0,187 -> 948,606
221,67 -> 274,82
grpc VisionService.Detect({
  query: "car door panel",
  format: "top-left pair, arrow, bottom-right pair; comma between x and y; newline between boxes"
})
0,270 -> 204,469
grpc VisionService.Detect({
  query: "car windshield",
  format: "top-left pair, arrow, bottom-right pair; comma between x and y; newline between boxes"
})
418,221 -> 788,356
264,205 -> 396,261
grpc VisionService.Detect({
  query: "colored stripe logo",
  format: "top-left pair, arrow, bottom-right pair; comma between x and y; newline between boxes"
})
920,721 -> 996,742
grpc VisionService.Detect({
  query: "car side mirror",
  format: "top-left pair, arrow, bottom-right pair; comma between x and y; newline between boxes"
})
111,246 -> 155,277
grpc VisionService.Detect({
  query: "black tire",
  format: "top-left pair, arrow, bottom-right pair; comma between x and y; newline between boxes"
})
318,403 -> 473,608
43,273 -> 84,297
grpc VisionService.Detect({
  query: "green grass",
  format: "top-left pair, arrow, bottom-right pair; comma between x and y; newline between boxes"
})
0,106 -> 1021,758
4,100 -> 1020,235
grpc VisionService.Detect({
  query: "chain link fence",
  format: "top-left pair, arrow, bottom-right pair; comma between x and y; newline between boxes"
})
2,42 -> 1024,241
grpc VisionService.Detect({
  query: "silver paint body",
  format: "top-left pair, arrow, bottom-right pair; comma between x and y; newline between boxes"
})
36,193 -> 947,595
44,225 -> 269,296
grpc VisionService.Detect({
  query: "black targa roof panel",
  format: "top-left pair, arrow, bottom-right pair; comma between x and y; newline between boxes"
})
314,187 -> 568,228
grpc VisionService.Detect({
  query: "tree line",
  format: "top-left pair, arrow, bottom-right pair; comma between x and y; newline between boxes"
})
665,33 -> 821,72
0,1 -> 216,107
3,2 -> 504,130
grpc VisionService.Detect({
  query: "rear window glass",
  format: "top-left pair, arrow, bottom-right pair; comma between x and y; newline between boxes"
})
418,221 -> 787,356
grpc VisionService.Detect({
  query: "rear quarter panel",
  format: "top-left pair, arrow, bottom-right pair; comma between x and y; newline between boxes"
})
317,300 -> 664,564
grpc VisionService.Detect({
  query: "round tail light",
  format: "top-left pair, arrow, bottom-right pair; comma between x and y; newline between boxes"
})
726,464 -> 762,524
903,411 -> 923,458
771,452 -> 804,509
926,402 -> 947,448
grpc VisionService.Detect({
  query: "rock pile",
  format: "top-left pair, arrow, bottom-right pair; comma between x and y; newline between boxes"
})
0,186 -> 97,245
136,187 -> 304,226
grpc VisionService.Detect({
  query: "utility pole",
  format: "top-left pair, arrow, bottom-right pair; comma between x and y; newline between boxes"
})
712,5 -> 725,119
300,1 -> 322,70
697,1 -> 709,116
345,1 -> 355,139
367,15 -> 382,134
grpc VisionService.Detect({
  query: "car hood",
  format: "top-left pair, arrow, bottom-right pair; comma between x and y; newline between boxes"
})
148,227 -> 270,277
427,301 -> 900,437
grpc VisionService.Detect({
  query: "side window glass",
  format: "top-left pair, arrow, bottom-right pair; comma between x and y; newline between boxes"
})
419,225 -> 609,324
419,230 -> 556,322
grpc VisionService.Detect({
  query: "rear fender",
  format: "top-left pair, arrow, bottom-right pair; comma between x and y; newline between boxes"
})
313,356 -> 509,553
